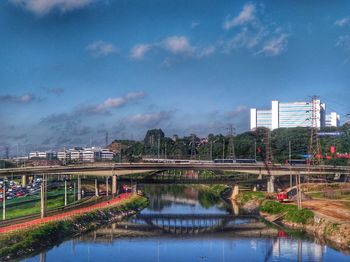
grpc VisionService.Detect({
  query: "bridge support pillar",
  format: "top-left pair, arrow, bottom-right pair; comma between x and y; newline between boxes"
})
258,168 -> 262,180
77,175 -> 81,201
267,176 -> 275,193
40,174 -> 47,218
231,200 -> 240,215
95,179 -> 99,197
112,175 -> 117,195
230,185 -> 239,200
21,175 -> 28,186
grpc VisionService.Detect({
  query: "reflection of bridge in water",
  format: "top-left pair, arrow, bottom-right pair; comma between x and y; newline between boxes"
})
130,213 -> 260,235
77,213 -> 278,244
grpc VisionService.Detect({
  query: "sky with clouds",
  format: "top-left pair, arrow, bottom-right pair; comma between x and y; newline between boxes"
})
1,0 -> 350,154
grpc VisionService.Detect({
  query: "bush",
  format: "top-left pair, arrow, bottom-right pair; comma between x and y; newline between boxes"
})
260,200 -> 314,224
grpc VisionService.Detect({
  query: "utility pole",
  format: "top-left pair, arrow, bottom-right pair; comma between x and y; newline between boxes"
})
289,140 -> 292,188
64,180 -> 67,206
106,177 -> 109,197
227,125 -> 236,159
222,138 -> 225,160
2,182 -> 6,220
105,132 -> 109,148
157,136 -> 160,160
40,174 -> 47,218
264,130 -> 272,163
308,95 -> 323,186
164,142 -> 167,159
210,141 -> 213,161
254,141 -> 257,161
190,134 -> 197,160
308,95 -> 323,166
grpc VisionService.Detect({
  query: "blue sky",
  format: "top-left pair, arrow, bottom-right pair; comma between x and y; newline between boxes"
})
1,0 -> 350,153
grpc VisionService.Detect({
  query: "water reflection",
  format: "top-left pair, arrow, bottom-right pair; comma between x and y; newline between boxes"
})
22,184 -> 350,262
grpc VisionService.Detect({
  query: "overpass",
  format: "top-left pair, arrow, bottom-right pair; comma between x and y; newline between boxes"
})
1,162 -> 349,177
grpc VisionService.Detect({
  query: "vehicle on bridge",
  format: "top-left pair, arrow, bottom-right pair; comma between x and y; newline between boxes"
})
285,159 -> 308,165
214,159 -> 257,164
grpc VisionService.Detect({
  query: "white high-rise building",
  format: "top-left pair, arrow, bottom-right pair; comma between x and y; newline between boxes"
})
325,112 -> 340,127
250,99 -> 328,130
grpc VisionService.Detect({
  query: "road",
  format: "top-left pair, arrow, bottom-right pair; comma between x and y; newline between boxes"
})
301,200 -> 350,224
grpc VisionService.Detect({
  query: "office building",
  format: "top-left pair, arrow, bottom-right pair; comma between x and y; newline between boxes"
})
250,99 -> 329,130
325,112 -> 340,127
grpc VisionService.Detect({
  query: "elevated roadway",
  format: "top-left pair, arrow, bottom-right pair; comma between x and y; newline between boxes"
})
0,162 -> 349,177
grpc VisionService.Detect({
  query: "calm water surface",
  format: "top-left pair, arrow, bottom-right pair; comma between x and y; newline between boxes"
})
22,185 -> 350,262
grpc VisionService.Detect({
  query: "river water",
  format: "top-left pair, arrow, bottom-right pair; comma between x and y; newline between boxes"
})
22,184 -> 349,262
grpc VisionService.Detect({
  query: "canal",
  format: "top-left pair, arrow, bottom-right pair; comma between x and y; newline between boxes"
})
22,184 -> 349,262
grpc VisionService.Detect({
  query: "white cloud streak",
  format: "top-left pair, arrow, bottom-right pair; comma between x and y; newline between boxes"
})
335,17 -> 350,27
86,41 -> 118,57
10,0 -> 94,15
128,111 -> 172,127
0,93 -> 38,103
130,44 -> 152,60
223,3 -> 256,30
130,36 -> 216,61
162,36 -> 194,54
87,92 -> 147,114
256,34 -> 289,56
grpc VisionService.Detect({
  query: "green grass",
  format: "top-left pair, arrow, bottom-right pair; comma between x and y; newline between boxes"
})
237,191 -> 266,205
1,190 -> 75,219
260,200 -> 314,224
0,195 -> 149,260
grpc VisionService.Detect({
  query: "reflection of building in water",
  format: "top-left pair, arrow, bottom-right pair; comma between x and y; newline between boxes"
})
271,238 -> 325,261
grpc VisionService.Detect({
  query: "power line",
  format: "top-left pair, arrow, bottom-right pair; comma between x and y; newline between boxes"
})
308,95 -> 323,166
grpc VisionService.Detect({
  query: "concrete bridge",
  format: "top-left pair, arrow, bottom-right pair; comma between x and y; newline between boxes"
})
1,162 -> 349,177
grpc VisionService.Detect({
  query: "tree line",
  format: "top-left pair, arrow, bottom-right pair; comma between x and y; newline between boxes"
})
110,124 -> 350,165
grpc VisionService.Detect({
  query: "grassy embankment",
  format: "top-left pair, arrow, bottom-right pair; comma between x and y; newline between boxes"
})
260,200 -> 314,224
0,195 -> 148,260
1,189 -> 75,219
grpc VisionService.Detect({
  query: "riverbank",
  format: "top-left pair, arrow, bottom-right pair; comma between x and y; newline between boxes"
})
235,191 -> 350,252
0,194 -> 148,261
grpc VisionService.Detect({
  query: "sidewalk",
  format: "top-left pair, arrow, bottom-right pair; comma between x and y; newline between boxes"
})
0,193 -> 132,234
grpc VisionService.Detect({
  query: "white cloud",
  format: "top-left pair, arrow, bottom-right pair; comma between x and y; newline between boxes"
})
336,35 -> 350,50
81,92 -> 147,114
86,41 -> 118,57
223,3 -> 256,30
10,0 -> 94,15
0,93 -> 38,103
197,46 -> 216,57
128,111 -> 172,127
256,34 -> 289,56
162,36 -> 194,54
130,44 -> 152,60
335,17 -> 350,27
130,35 -> 215,61
223,27 -> 266,52
191,21 -> 200,29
